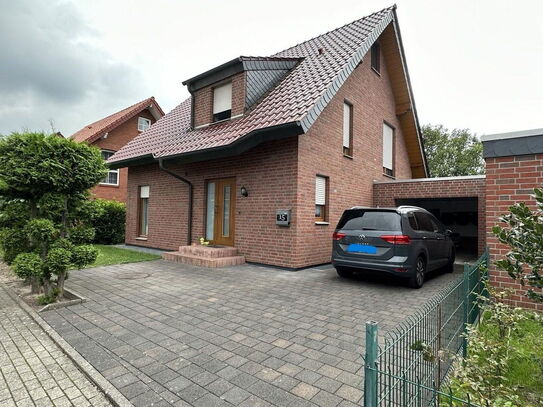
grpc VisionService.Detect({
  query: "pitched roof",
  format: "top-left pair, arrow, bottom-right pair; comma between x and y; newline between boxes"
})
71,97 -> 164,144
109,6 -> 427,176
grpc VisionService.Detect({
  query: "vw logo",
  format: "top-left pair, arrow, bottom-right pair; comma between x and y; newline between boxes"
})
359,234 -> 366,240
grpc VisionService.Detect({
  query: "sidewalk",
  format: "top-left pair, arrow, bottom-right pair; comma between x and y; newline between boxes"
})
0,284 -> 112,407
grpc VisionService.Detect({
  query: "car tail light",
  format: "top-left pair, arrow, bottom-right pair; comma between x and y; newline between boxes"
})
333,232 -> 346,240
380,235 -> 411,245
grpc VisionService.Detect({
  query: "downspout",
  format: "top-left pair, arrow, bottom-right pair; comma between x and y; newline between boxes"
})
158,158 -> 193,246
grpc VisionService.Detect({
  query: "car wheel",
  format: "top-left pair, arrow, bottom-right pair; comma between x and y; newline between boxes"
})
445,248 -> 455,273
408,256 -> 426,288
336,267 -> 354,278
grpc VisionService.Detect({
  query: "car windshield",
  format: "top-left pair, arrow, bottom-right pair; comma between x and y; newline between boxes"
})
337,210 -> 401,231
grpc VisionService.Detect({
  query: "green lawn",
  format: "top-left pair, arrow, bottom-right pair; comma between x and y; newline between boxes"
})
449,309 -> 543,406
492,312 -> 543,405
88,245 -> 161,268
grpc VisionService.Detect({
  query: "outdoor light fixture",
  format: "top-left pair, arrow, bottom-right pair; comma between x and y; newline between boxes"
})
241,186 -> 248,197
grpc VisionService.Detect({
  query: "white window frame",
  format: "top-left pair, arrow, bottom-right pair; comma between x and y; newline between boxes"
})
138,117 -> 151,132
383,122 -> 394,176
138,186 -> 150,237
315,175 -> 328,222
100,150 -> 119,186
343,101 -> 353,156
212,81 -> 233,122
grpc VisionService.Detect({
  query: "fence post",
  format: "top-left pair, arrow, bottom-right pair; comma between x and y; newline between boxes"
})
364,321 -> 378,407
462,264 -> 469,358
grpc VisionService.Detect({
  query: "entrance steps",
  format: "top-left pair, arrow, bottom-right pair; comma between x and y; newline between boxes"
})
163,245 -> 245,268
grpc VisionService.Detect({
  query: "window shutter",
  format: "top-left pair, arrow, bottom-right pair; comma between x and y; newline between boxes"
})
383,123 -> 394,170
343,103 -> 351,148
213,82 -> 232,114
315,176 -> 326,205
140,186 -> 150,198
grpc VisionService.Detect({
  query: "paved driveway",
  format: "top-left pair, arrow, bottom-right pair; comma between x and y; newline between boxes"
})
43,261 -> 461,407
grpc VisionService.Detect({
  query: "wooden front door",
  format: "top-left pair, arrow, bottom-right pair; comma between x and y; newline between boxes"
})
205,177 -> 235,246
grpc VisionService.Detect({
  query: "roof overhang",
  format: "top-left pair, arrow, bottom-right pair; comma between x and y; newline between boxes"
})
108,121 -> 303,169
183,57 -> 244,93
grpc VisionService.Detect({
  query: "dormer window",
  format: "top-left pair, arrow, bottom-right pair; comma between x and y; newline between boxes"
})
138,117 -> 151,132
213,82 -> 232,122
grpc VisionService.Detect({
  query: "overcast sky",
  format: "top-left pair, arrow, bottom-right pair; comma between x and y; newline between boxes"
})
1,0 -> 542,137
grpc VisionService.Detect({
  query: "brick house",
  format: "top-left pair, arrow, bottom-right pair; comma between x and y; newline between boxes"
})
108,6 -> 429,268
71,97 -> 164,202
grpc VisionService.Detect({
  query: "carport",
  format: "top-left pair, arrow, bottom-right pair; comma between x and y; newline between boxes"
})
373,176 -> 486,260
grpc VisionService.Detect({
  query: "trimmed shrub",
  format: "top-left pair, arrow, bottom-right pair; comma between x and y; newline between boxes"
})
71,244 -> 99,269
87,199 -> 125,244
12,252 -> 44,280
68,225 -> 95,245
46,247 -> 72,276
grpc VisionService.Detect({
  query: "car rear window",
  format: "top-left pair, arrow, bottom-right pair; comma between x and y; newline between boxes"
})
336,210 -> 401,231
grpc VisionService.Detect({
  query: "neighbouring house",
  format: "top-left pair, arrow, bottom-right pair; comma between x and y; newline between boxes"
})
71,97 -> 164,202
108,6 -> 429,268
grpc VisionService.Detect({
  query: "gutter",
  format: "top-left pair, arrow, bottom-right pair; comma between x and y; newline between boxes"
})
158,158 -> 193,246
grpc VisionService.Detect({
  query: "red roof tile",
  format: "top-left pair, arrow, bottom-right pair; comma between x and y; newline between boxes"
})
109,7 -> 398,164
71,97 -> 164,144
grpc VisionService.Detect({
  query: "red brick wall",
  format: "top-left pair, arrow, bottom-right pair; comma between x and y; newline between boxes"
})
486,154 -> 543,310
193,72 -> 245,128
90,109 -> 156,202
293,46 -> 413,267
125,36 -> 418,268
373,177 -> 487,255
125,137 -> 300,267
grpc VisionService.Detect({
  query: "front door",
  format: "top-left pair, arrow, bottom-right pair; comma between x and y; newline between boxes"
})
205,178 -> 235,246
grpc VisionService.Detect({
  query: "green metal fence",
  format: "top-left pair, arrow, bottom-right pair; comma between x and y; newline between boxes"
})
364,249 -> 489,407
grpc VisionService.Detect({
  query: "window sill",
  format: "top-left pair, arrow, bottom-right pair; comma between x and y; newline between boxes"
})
135,237 -> 148,241
315,221 -> 330,225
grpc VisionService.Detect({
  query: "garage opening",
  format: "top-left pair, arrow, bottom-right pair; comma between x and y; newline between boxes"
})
395,197 -> 478,262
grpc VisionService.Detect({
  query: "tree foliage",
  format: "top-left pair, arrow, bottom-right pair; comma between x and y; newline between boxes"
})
422,124 -> 484,177
492,188 -> 543,303
0,132 -> 107,301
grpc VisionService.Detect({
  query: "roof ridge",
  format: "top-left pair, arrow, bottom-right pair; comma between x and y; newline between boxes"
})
71,96 -> 163,143
272,5 -> 395,57
75,97 -> 155,132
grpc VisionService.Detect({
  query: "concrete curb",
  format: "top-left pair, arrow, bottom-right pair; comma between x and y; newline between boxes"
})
2,283 -> 133,407
38,287 -> 87,312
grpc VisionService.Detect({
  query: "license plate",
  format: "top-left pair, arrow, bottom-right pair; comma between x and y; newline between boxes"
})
347,244 -> 377,254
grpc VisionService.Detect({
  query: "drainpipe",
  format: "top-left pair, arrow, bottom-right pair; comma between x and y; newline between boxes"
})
158,158 -> 193,246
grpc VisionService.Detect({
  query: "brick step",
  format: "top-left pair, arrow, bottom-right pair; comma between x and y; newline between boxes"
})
177,245 -> 239,258
163,251 -> 245,268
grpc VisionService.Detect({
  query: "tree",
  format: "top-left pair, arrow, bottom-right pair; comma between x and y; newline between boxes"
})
492,187 -> 543,303
0,132 -> 107,300
422,124 -> 484,177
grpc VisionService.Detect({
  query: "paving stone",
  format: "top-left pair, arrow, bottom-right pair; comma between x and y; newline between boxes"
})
36,260 -> 460,406
335,384 -> 363,403
0,285 -> 112,406
291,382 -> 320,400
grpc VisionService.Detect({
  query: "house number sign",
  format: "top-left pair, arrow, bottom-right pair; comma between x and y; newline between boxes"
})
276,209 -> 291,226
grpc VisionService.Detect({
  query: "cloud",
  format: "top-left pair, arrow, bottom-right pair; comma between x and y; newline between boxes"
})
0,0 -> 147,135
